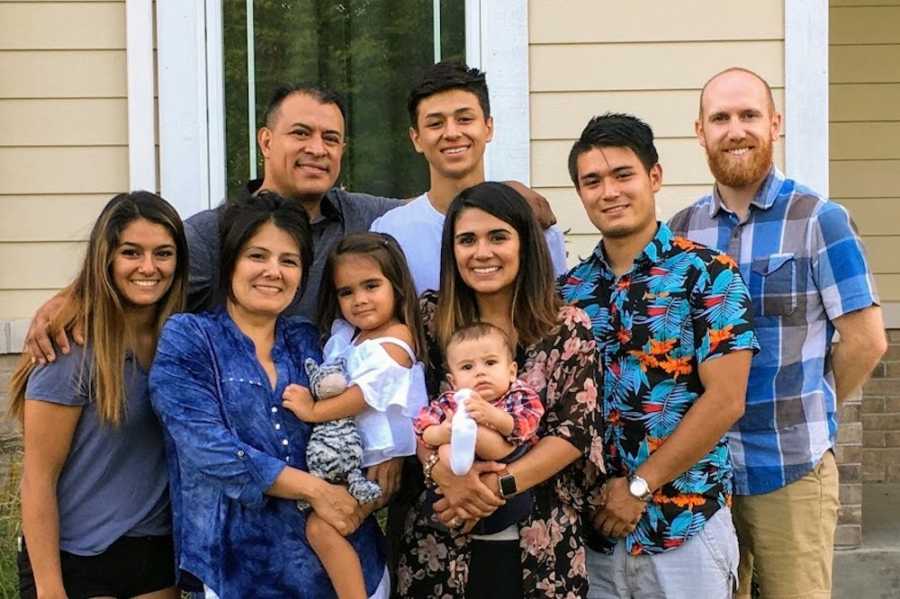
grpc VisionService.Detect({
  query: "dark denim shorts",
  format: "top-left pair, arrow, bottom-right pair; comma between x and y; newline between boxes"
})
18,534 -> 175,599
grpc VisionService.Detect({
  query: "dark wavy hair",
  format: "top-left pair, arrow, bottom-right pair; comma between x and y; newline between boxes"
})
568,112 -> 658,187
317,232 -> 428,363
218,190 -> 314,302
436,182 -> 561,348
407,61 -> 490,127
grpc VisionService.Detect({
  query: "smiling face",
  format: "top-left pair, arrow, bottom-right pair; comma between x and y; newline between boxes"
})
258,92 -> 345,200
697,70 -> 781,190
228,221 -> 303,319
575,146 -> 661,240
333,253 -> 398,334
446,332 -> 517,402
409,89 -> 494,183
111,218 -> 178,308
452,207 -> 521,298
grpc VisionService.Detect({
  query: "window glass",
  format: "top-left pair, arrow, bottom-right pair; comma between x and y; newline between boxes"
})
223,0 -> 465,199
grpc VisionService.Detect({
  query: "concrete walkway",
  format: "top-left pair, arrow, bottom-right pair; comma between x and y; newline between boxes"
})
834,484 -> 900,598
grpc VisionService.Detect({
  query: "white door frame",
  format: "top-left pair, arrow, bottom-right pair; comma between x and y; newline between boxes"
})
153,0 -> 530,219
784,0 -> 829,197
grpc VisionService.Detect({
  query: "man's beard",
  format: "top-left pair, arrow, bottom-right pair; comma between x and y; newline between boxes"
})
705,137 -> 773,188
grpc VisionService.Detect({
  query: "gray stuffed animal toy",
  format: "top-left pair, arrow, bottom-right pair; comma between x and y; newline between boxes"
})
296,358 -> 382,511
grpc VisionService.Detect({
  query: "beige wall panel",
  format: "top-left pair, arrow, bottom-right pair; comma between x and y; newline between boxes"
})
0,147 -> 128,194
831,7 -> 900,44
0,242 -> 85,289
0,3 -> 124,49
860,237 -> 900,274
875,274 -> 900,302
0,195 -> 111,241
831,0 -> 900,6
565,234 -> 603,265
830,160 -> 900,198
531,90 -> 786,140
831,45 -> 900,84
835,198 -> 900,236
830,122 -> 900,160
0,51 -> 126,98
542,185 -> 710,235
529,0 -> 783,44
830,84 -> 900,121
0,99 -> 128,146
531,42 -> 783,92
0,290 -> 59,321
532,138 -> 785,188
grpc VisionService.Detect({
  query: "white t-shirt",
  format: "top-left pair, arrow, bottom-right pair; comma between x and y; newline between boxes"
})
371,193 -> 568,295
323,320 -> 427,468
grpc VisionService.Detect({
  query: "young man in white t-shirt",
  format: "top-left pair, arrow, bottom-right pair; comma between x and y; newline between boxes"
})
371,62 -> 567,294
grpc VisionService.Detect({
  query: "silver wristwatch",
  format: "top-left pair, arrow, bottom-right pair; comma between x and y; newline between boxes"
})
627,474 -> 652,502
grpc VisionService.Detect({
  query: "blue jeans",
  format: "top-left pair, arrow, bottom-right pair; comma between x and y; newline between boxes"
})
587,507 -> 738,599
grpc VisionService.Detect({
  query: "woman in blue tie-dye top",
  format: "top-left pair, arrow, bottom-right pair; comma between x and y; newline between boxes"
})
149,192 -> 387,599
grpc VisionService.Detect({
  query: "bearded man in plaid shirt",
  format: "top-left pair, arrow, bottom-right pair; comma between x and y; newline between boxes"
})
669,67 -> 887,599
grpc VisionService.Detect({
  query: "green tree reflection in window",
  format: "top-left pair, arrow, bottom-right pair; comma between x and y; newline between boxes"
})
224,1 -> 465,200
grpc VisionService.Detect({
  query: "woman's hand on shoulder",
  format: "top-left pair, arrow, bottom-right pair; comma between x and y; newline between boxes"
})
308,480 -> 362,536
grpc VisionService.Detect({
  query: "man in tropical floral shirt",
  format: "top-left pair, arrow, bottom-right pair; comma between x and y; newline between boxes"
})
560,113 -> 759,598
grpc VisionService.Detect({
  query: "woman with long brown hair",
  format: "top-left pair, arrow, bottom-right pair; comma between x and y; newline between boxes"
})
394,181 -> 605,598
8,191 -> 188,599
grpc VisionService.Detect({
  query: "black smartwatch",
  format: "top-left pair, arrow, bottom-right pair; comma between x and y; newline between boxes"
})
498,468 -> 518,498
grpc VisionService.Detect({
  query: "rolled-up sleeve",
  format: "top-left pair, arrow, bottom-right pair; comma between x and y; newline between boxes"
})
813,202 -> 879,320
413,391 -> 456,440
504,382 -> 545,445
149,315 -> 285,507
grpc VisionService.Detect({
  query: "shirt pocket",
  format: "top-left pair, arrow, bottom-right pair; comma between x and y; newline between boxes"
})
751,253 -> 797,317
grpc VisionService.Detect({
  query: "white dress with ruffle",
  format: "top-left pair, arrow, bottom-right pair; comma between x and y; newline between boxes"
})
323,319 -> 427,468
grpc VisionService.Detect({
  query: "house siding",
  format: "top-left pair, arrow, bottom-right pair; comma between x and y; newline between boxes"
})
528,0 -> 786,265
829,2 -> 900,302
0,0 -> 128,322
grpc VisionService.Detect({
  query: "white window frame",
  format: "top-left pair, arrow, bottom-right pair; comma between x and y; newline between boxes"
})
154,0 -> 529,219
784,0 -> 829,197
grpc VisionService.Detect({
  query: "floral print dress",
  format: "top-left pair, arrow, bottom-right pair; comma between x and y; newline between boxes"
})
394,292 -> 604,598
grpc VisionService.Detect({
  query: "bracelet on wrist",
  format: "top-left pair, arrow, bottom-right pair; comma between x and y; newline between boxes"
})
422,450 -> 440,489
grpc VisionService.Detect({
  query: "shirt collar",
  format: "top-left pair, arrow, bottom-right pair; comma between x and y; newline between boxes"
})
214,304 -> 288,360
708,166 -> 784,218
592,221 -> 674,272
243,179 -> 344,224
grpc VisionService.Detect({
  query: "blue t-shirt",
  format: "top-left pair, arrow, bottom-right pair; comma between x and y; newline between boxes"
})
25,344 -> 170,556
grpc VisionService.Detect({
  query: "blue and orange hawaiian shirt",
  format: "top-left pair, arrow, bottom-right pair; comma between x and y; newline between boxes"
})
562,223 -> 759,556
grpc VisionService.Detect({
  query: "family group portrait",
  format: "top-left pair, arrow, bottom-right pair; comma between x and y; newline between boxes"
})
1,1 -> 898,598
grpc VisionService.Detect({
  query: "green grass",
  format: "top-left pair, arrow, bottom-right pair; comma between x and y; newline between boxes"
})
0,448 -> 22,599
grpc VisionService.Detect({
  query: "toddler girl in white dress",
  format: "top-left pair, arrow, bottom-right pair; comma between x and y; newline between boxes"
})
282,233 -> 427,599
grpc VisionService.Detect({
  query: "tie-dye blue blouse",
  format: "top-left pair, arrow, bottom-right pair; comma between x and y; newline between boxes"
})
149,307 -> 385,599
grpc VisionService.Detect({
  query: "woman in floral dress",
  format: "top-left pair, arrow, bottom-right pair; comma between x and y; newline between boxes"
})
394,182 -> 604,598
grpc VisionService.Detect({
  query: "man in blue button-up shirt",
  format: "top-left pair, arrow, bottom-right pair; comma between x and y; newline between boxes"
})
669,67 -> 887,599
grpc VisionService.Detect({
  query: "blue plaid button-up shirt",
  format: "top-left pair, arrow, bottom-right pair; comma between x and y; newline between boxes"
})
669,168 -> 879,495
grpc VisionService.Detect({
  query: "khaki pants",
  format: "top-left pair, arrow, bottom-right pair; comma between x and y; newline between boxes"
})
733,450 -> 840,599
